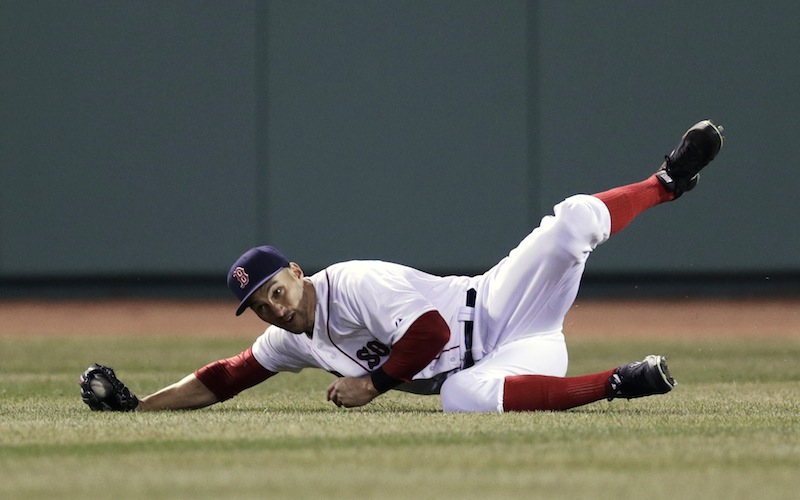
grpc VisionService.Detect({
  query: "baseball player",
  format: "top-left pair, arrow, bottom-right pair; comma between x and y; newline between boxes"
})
80,120 -> 724,413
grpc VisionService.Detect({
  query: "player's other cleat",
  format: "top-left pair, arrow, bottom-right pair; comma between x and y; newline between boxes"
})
656,120 -> 724,198
608,355 -> 676,400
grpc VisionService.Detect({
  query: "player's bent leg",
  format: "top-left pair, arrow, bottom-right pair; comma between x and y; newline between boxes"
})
502,371 -> 615,411
441,361 -> 615,413
441,336 -> 677,412
502,355 -> 678,412
440,369 -> 505,412
481,195 -> 611,344
593,175 -> 674,235
440,333 -> 569,412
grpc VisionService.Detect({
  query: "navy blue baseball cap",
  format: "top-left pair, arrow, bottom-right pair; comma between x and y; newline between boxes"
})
227,245 -> 290,316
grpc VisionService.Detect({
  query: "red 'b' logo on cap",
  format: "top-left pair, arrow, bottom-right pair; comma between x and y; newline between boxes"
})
232,267 -> 249,289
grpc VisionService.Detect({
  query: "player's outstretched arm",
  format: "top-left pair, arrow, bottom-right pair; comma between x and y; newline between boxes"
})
80,346 -> 275,412
79,364 -> 222,412
137,373 -> 220,411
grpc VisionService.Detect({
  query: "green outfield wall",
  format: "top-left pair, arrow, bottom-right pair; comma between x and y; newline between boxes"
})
2,1 -> 797,285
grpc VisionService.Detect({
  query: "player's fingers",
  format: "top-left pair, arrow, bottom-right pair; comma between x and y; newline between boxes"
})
326,380 -> 338,402
326,380 -> 334,399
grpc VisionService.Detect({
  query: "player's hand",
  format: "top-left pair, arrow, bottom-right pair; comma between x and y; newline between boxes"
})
79,363 -> 140,411
326,376 -> 379,408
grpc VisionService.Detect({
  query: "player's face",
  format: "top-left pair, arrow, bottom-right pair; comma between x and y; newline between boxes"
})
248,263 -> 315,334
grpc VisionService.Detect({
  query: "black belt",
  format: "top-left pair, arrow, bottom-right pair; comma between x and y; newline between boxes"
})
463,288 -> 477,368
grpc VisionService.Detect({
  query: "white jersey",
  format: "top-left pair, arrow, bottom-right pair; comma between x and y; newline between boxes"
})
251,260 -> 479,391
251,195 -> 612,404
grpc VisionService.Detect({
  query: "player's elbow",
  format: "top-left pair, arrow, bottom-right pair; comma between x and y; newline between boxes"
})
429,312 -> 451,350
382,311 -> 451,382
409,310 -> 450,350
194,347 -> 275,402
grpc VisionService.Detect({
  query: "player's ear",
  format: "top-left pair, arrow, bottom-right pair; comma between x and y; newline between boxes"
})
288,262 -> 304,279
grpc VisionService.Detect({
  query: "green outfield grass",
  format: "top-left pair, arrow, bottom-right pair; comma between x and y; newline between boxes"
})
1,334 -> 798,499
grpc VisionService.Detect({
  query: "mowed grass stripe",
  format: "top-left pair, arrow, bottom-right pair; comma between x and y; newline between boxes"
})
0,335 -> 798,499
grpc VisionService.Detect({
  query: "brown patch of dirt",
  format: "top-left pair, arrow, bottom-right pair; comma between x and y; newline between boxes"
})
0,299 -> 265,337
564,298 -> 800,338
1,298 -> 798,338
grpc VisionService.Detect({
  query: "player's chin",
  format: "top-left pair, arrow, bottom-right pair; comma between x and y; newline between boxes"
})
279,314 -> 306,334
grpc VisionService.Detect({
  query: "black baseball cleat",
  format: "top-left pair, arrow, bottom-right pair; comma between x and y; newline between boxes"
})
608,355 -> 676,401
655,120 -> 724,198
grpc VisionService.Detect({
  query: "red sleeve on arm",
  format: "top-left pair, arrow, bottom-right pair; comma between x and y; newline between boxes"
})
194,346 -> 276,401
371,310 -> 450,393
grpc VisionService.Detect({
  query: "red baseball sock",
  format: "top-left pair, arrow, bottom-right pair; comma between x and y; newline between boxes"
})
502,368 -> 616,412
593,175 -> 674,235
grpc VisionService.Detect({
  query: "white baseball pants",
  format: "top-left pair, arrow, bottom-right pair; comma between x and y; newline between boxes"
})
440,195 -> 611,412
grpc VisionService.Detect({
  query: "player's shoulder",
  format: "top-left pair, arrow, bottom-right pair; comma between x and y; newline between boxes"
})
259,324 -> 312,350
253,325 -> 317,373
310,261 -> 408,301
320,260 -> 403,282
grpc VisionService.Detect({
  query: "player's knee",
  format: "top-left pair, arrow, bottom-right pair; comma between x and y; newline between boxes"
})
551,195 -> 610,256
440,371 -> 503,413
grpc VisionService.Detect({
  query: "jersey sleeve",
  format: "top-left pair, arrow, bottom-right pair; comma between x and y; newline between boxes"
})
370,310 -> 450,392
251,326 -> 317,373
194,346 -> 276,401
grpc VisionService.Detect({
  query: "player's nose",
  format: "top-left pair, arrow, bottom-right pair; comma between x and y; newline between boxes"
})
271,303 -> 288,318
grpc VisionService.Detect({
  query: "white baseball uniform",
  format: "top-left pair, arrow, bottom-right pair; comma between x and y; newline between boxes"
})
251,194 -> 611,412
